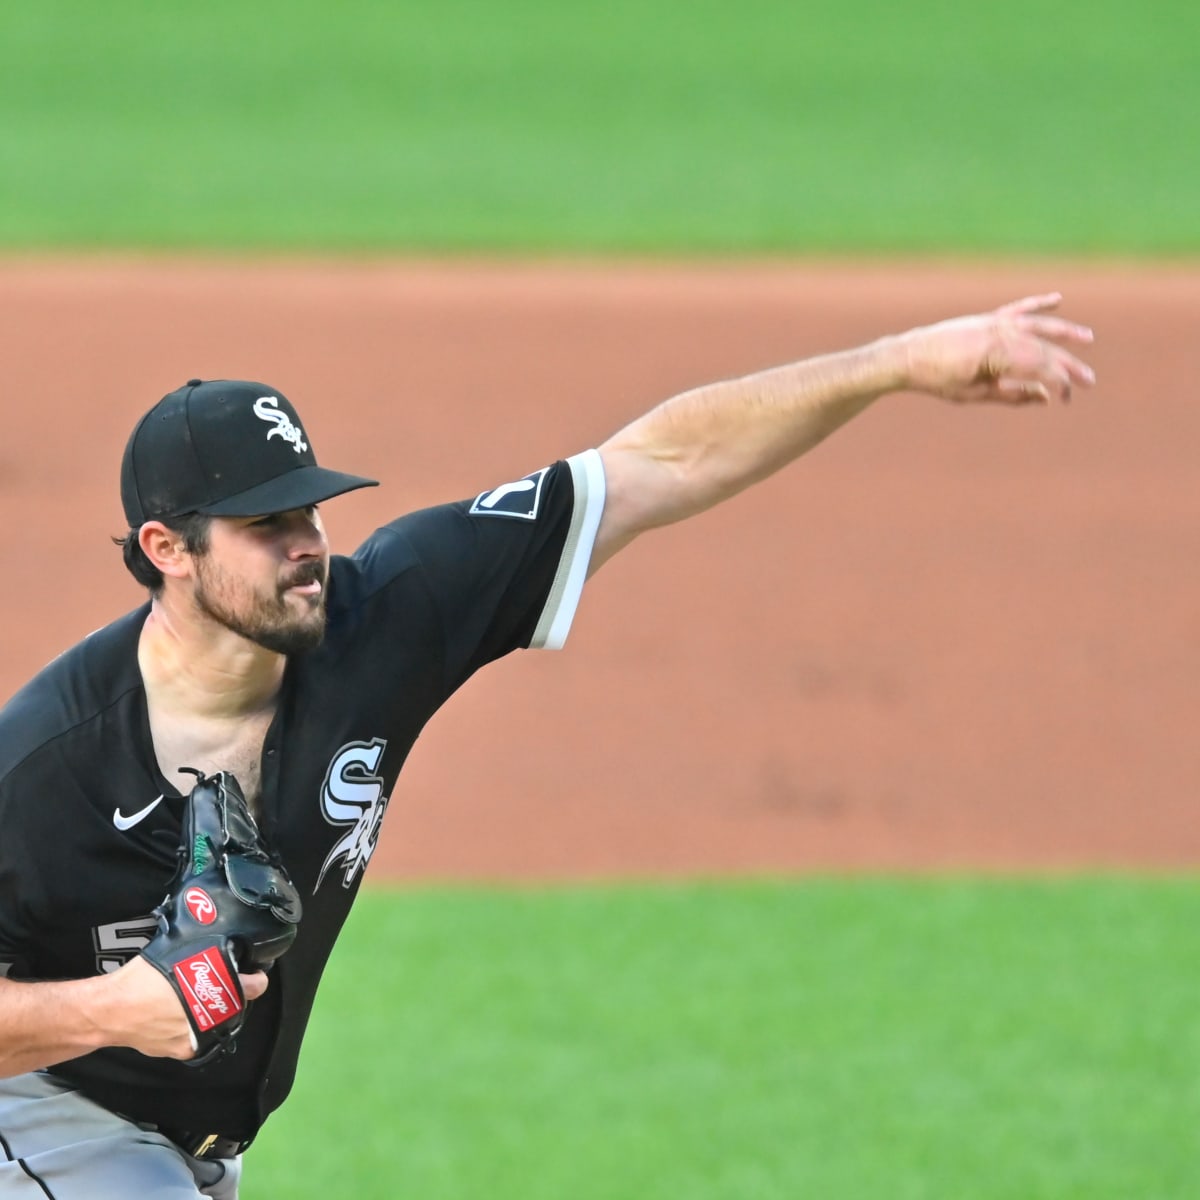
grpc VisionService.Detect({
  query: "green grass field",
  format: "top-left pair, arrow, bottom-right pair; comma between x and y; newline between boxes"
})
249,881 -> 1199,1199
0,0 -> 1197,252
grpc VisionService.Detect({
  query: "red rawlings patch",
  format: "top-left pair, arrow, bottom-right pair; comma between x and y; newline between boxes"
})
172,948 -> 242,1032
184,887 -> 218,925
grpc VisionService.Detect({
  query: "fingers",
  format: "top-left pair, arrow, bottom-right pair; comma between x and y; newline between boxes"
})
999,292 -> 1063,317
997,349 -> 1092,406
1022,313 -> 1095,346
1001,294 -> 1097,403
996,294 -> 1095,351
1041,341 -> 1097,397
1060,349 -> 1097,388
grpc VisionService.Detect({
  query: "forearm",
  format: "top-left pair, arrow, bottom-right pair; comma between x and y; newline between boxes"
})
0,975 -> 113,1077
0,957 -> 200,1077
598,334 -> 907,538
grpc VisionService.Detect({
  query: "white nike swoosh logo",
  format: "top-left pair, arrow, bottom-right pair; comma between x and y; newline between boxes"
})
113,795 -> 165,831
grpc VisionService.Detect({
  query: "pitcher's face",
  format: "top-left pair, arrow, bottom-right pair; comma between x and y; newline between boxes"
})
191,507 -> 331,655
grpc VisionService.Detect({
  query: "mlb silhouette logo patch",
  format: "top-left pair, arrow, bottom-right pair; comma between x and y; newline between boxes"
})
469,467 -> 549,520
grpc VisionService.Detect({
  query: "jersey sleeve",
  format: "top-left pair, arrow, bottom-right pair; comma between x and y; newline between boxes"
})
360,451 -> 605,688
523,451 -> 606,649
0,785 -> 35,979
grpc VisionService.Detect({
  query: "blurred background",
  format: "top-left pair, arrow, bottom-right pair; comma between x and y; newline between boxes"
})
1,2 -> 1197,1196
1,0 -> 1196,254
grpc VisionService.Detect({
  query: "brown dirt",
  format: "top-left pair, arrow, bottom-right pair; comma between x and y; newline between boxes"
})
2,256 -> 1196,880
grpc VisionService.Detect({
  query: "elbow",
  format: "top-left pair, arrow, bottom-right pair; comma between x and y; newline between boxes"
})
598,440 -> 735,543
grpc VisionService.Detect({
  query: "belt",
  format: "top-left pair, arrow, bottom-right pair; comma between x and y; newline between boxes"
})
159,1126 -> 253,1160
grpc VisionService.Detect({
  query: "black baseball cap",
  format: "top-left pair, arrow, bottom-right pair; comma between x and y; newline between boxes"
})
121,379 -> 378,525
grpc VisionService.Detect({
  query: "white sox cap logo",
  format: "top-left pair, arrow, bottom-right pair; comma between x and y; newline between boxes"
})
253,395 -> 309,454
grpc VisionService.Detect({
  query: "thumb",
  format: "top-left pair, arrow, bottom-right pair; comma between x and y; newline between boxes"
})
239,970 -> 270,1003
997,378 -> 1050,404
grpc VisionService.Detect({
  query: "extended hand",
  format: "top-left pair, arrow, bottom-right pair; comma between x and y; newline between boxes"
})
899,293 -> 1096,405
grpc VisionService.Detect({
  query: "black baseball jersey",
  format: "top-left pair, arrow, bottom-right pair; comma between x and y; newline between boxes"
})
0,452 -> 605,1144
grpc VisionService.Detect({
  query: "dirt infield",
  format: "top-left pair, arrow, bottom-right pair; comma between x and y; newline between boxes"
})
2,257 -> 1196,878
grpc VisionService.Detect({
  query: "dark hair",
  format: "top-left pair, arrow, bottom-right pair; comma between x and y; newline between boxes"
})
113,512 -> 213,594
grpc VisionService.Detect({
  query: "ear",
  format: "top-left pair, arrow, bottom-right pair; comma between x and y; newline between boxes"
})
138,521 -> 194,581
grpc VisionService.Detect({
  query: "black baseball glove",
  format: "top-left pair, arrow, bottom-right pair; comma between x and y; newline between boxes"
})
141,768 -> 302,1065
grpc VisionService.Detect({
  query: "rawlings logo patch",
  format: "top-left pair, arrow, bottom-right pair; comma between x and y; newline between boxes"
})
173,949 -> 241,1031
184,887 -> 218,925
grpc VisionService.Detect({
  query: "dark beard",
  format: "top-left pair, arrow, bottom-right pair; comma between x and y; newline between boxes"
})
195,562 -> 328,655
239,611 -> 326,656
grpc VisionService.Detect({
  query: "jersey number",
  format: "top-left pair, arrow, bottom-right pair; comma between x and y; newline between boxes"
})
93,916 -> 158,974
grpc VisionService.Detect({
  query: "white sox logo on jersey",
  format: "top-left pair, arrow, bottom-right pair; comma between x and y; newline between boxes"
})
316,739 -> 390,891
253,395 -> 309,454
469,467 -> 548,520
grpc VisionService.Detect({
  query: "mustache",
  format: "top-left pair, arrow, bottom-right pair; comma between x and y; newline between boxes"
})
279,562 -> 327,591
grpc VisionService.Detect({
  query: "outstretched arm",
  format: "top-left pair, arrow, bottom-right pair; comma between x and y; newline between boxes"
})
592,293 -> 1095,571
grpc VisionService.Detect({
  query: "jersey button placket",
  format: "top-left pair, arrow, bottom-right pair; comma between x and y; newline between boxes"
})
260,741 -> 280,832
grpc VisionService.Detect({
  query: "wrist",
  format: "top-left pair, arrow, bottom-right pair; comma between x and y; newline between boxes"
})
70,973 -> 123,1055
861,333 -> 915,396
